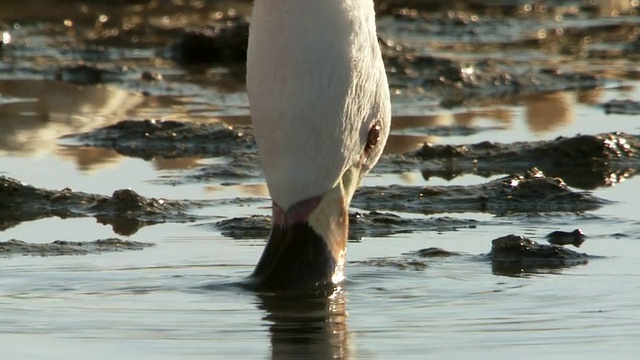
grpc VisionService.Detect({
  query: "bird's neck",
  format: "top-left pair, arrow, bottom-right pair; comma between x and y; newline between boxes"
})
247,0 -> 378,210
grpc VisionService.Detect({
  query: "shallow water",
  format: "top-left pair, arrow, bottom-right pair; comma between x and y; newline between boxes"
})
2,1 -> 640,359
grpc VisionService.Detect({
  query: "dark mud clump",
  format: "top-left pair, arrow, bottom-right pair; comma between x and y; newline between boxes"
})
484,234 -> 591,276
381,40 -> 602,106
603,99 -> 640,115
351,232 -> 592,274
55,64 -> 123,85
0,238 -> 153,256
0,176 -> 206,235
398,132 -> 640,189
212,211 -> 478,241
546,229 -> 586,247
62,119 -> 256,160
169,18 -> 250,64
404,247 -> 459,257
62,118 -> 263,181
63,119 -> 640,190
353,170 -> 609,215
372,0 -> 640,105
213,215 -> 271,240
351,247 -> 459,270
349,211 -> 476,240
351,258 -> 429,271
188,151 -> 263,180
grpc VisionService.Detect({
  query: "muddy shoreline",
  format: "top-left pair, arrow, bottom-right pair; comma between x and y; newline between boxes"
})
1,116 -> 614,271
2,1 -> 640,272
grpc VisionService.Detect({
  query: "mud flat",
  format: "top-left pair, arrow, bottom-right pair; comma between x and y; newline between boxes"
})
213,212 -> 478,241
0,176 -> 210,235
62,119 -> 256,160
382,132 -> 640,189
351,233 -> 593,276
354,170 -> 609,215
61,119 -> 262,180
0,238 -> 153,257
62,120 -> 640,190
603,99 -> 640,115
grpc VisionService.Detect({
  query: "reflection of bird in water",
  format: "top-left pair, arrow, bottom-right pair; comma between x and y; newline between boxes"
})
246,0 -> 391,291
259,292 -> 348,358
525,92 -> 574,133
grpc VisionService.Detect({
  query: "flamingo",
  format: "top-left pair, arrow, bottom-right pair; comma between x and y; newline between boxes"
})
246,0 -> 391,291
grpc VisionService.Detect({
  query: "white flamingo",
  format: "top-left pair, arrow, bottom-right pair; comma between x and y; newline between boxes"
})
247,0 -> 391,291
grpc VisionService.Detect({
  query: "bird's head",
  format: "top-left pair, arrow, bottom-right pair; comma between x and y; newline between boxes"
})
246,0 -> 390,292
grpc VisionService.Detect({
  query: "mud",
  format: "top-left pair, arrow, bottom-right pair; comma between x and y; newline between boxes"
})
55,64 -> 123,85
352,258 -> 429,271
0,238 -> 153,257
0,176 -> 209,235
391,132 -> 640,189
404,247 -> 460,257
213,212 -> 478,241
380,40 -> 603,106
483,234 -> 592,276
546,229 -> 586,247
2,0 -> 637,104
353,170 -> 609,215
352,233 -> 590,276
603,99 -> 640,115
1,0 -> 639,264
61,119 -> 255,160
61,119 -> 640,190
169,18 -> 250,65
352,247 -> 456,271
61,119 -> 262,181
373,1 -> 640,105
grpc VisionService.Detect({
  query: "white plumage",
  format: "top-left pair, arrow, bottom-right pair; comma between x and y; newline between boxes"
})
247,0 -> 390,290
247,0 -> 390,211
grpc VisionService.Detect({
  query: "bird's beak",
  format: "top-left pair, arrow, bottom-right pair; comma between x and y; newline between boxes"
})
250,166 -> 364,292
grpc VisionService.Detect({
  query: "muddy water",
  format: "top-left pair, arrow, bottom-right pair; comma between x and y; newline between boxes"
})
2,1 -> 640,359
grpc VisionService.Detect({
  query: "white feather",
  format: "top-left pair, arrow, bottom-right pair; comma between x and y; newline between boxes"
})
247,0 -> 390,211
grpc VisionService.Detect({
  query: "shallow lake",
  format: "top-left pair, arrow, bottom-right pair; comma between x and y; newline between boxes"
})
1,1 -> 640,358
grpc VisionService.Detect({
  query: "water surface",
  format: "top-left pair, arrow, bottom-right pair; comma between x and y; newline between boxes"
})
2,1 -> 640,358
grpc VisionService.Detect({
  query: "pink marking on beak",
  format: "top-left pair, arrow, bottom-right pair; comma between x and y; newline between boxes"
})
272,196 -> 322,228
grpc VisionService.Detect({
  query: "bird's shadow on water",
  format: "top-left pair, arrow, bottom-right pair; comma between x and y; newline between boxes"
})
199,280 -> 350,359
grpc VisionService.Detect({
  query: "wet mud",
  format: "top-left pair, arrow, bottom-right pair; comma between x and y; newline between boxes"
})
354,170 -> 609,215
546,229 -> 586,247
0,238 -> 153,257
62,119 -> 256,160
62,119 -> 640,190
380,39 -> 603,107
4,112 -> 625,264
213,211 -> 478,241
2,1 -> 639,269
352,233 -> 592,276
352,257 -> 429,271
387,132 -> 640,189
1,1 -> 637,104
482,234 -> 592,276
169,18 -> 250,65
603,99 -> 640,115
352,247 -> 459,271
0,176 -> 210,235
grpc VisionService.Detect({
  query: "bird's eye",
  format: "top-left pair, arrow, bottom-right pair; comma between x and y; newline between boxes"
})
365,122 -> 381,153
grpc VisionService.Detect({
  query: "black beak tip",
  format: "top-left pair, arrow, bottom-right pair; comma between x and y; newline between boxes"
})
250,222 -> 340,293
